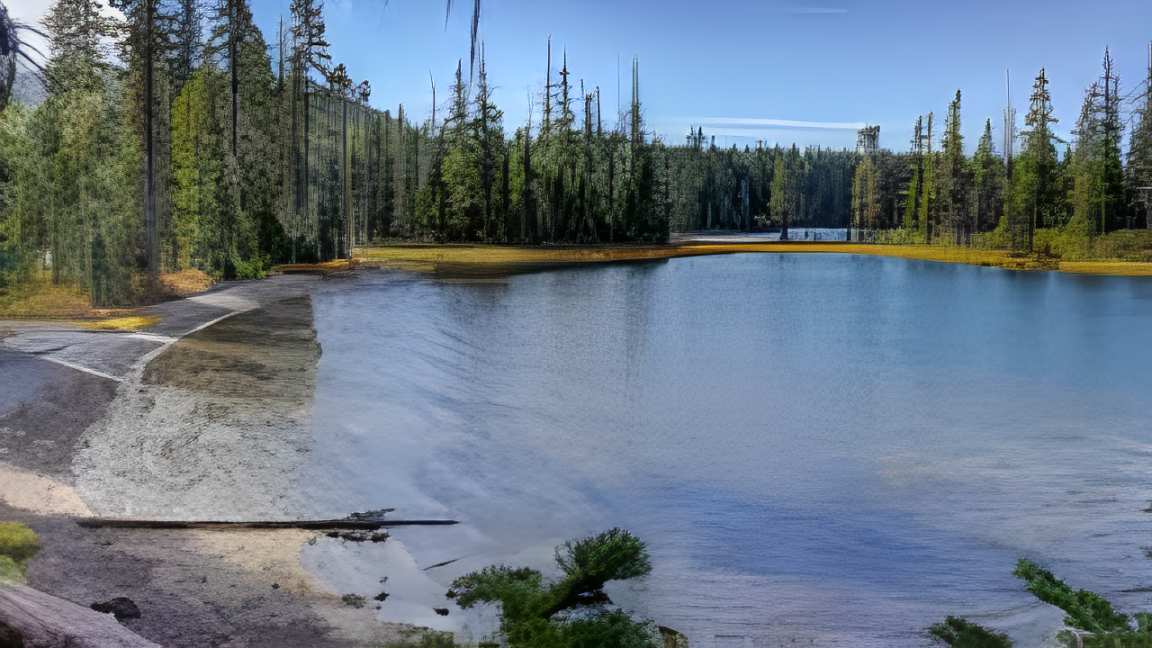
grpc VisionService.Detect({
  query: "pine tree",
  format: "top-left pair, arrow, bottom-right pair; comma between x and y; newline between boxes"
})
941,90 -> 966,243
1128,51 -> 1152,230
972,118 -> 1006,234
111,0 -> 177,273
1014,67 -> 1061,249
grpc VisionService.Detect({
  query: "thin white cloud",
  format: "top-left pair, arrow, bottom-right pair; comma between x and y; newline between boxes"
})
785,7 -> 848,14
692,117 -> 867,131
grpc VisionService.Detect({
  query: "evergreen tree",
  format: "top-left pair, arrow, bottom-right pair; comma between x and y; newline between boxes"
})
971,118 -> 1006,234
1012,67 -> 1061,250
110,0 -> 177,273
1128,55 -> 1152,230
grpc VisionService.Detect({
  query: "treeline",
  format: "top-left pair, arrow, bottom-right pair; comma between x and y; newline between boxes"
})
3,0 -> 1152,307
0,0 -> 670,307
676,48 -> 1152,251
404,45 -> 667,245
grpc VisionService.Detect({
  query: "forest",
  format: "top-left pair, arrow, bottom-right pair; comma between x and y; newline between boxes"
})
2,0 -> 1152,306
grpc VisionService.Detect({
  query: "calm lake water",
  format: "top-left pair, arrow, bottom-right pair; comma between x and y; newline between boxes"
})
296,254 -> 1152,647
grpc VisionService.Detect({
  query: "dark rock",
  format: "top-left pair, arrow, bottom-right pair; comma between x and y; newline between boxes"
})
374,592 -> 388,602
341,594 -> 366,609
271,583 -> 280,590
325,530 -> 390,543
433,608 -> 449,616
0,622 -> 23,648
90,597 -> 141,621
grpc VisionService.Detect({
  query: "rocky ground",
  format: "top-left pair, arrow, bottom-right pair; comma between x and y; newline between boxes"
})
0,273 -> 420,648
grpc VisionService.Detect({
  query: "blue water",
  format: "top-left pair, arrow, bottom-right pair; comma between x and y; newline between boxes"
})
297,254 -> 1152,647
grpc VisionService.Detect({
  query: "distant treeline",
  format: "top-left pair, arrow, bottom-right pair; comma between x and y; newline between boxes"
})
2,0 -> 1152,306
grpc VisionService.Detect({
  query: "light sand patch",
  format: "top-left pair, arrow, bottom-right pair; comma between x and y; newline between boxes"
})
184,529 -> 320,594
0,462 -> 93,517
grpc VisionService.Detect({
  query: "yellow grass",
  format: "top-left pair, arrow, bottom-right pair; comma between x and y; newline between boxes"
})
1055,261 -> 1152,276
75,314 -> 163,331
348,241 -> 1152,277
0,268 -> 212,325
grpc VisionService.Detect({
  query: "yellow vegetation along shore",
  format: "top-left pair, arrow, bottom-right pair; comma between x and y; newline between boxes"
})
332,241 -> 1152,278
0,269 -> 212,327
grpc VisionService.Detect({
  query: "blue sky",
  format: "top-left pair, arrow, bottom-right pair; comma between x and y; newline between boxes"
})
14,0 -> 1152,152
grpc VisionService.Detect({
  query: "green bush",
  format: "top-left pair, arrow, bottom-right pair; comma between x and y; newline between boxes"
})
0,555 -> 24,582
1032,228 -> 1091,259
1013,559 -> 1131,634
1088,230 -> 1152,262
449,528 -> 662,648
0,522 -> 39,565
233,253 -> 272,280
928,616 -> 1013,648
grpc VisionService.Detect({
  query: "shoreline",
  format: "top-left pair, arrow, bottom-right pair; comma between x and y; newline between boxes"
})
287,237 -> 1152,279
0,274 -> 428,647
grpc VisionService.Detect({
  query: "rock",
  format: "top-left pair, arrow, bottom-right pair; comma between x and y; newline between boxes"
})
89,597 -> 140,621
324,530 -> 389,543
373,592 -> 388,602
433,608 -> 449,617
0,581 -> 159,647
0,622 -> 24,648
658,625 -> 689,648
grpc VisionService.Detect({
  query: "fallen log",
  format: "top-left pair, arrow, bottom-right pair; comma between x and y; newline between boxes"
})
0,580 -> 161,648
76,518 -> 458,530
76,509 -> 458,531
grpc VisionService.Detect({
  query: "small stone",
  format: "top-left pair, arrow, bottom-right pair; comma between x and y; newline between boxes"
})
271,583 -> 280,590
90,597 -> 141,621
434,608 -> 449,617
374,592 -> 388,602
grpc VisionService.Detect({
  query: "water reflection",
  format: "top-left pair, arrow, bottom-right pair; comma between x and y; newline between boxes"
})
296,254 -> 1152,647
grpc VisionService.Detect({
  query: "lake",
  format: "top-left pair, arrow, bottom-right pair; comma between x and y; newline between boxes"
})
293,253 -> 1152,647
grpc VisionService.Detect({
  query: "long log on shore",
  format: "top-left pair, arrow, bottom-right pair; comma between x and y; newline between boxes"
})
77,518 -> 458,530
76,509 -> 458,531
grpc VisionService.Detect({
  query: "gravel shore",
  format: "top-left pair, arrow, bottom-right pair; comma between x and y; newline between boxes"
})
0,273 -> 420,647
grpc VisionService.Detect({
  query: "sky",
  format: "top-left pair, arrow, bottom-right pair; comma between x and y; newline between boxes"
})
10,0 -> 1152,152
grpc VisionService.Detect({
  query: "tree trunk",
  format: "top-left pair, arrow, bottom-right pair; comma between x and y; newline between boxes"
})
144,0 -> 157,273
343,95 -> 350,258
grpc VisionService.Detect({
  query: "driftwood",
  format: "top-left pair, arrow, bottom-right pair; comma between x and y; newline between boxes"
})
0,580 -> 161,648
76,509 -> 458,531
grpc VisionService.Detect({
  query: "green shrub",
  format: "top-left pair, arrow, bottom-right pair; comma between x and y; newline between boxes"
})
0,555 -> 24,582
449,528 -> 662,648
0,522 -> 39,565
1033,228 -> 1091,259
1089,230 -> 1152,262
233,254 -> 272,280
1014,559 -> 1131,634
928,616 -> 1013,648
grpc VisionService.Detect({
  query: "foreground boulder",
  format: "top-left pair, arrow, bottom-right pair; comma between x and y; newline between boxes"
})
0,580 -> 159,648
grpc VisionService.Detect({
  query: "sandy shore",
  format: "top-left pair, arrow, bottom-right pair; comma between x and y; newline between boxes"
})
0,274 -> 422,648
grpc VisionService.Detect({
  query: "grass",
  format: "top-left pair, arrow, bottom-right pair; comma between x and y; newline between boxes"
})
342,240 -> 1152,278
0,268 -> 212,326
0,522 -> 40,583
